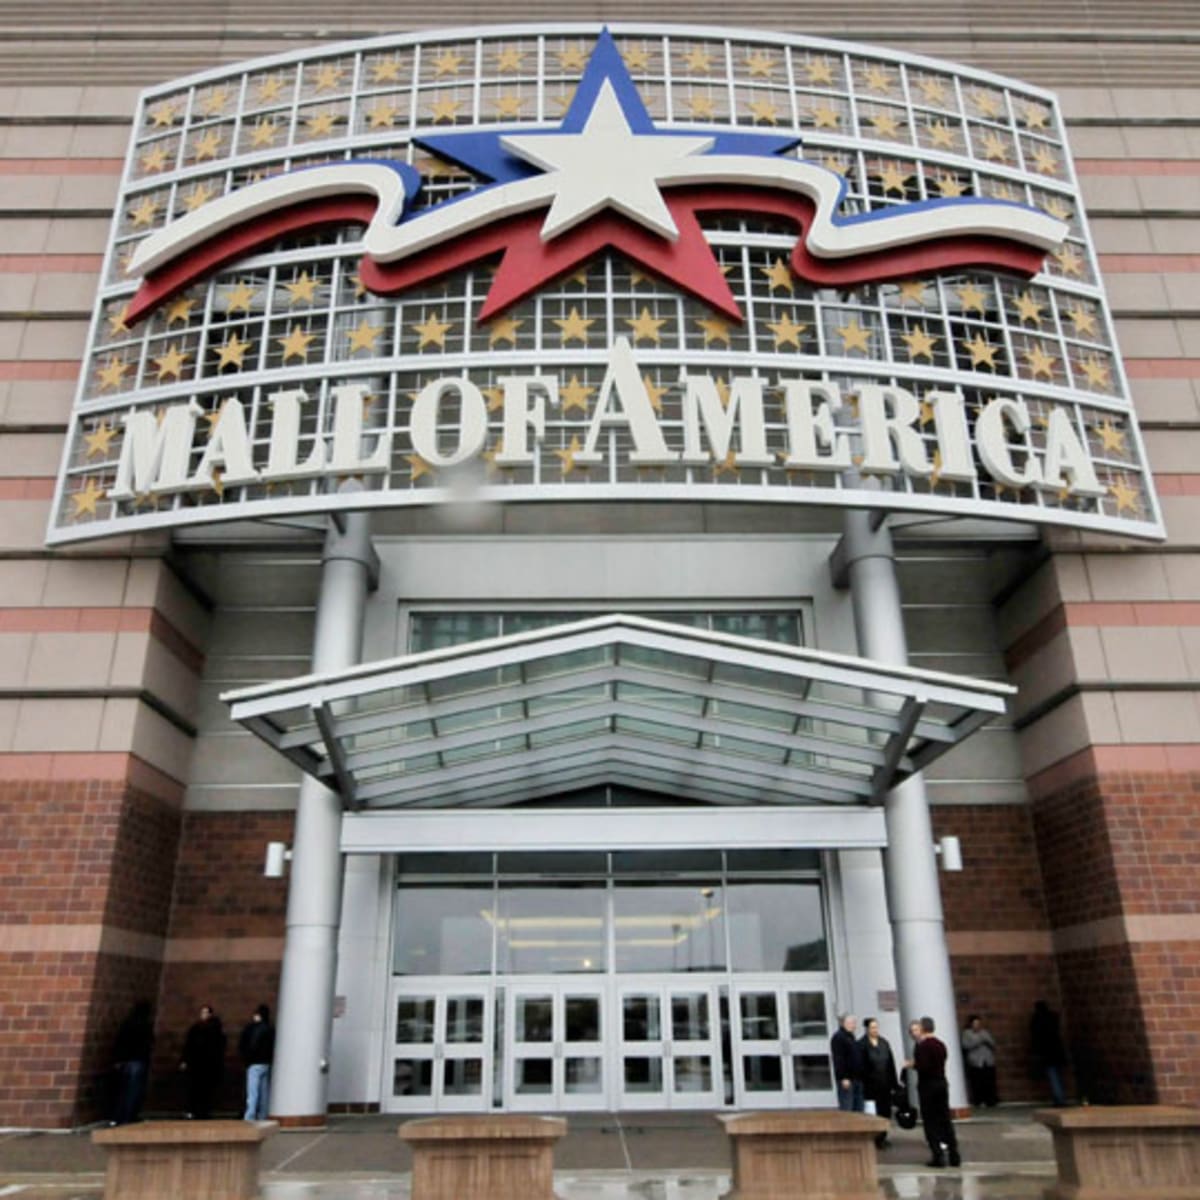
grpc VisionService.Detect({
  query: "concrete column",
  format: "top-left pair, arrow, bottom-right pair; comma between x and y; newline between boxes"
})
837,506 -> 967,1108
270,510 -> 376,1123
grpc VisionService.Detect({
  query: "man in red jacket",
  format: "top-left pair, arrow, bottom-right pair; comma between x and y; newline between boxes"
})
910,1015 -> 961,1168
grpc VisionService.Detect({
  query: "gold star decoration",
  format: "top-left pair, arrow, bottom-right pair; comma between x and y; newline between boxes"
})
557,45 -> 589,72
430,95 -> 461,123
129,196 -> 159,228
283,271 -> 320,306
552,92 -> 576,113
213,334 -> 249,370
1066,304 -> 1098,337
1022,102 -> 1050,130
926,121 -> 957,150
766,313 -> 808,349
695,316 -> 731,346
554,435 -> 586,476
491,94 -> 522,119
642,374 -> 667,413
1053,244 -> 1084,277
962,334 -> 999,369
1013,291 -> 1045,324
823,155 -> 850,176
748,97 -> 780,125
96,357 -> 129,391
413,312 -> 453,349
277,325 -> 316,362
305,110 -> 338,138
902,325 -> 939,361
1031,146 -> 1059,175
919,399 -> 936,426
761,257 -> 794,294
805,58 -> 835,86
313,63 -> 343,93
346,320 -> 384,354
431,50 -> 463,78
482,387 -> 504,413
554,306 -> 594,344
560,375 -> 594,414
879,162 -> 911,195
486,315 -> 523,347
248,119 -> 278,148
1023,344 -> 1057,380
862,64 -> 892,93
989,180 -> 1017,202
256,75 -> 288,103
1095,419 -> 1126,454
810,103 -> 840,129
181,182 -> 216,213
496,46 -> 524,73
956,282 -> 989,314
980,132 -> 1009,162
191,129 -> 222,162
1080,356 -> 1112,390
165,296 -> 195,326
1108,477 -> 1140,514
106,304 -> 130,337
917,76 -> 949,106
223,281 -> 257,314
871,111 -> 903,140
349,273 -> 367,299
407,454 -> 434,482
713,449 -> 740,477
364,103 -> 397,129
936,174 -> 967,198
70,477 -> 106,519
898,279 -> 928,305
627,307 -> 667,343
972,89 -> 1004,119
83,421 -> 118,460
745,51 -> 775,78
837,318 -> 872,354
154,343 -> 190,380
371,57 -> 404,84
148,101 -> 178,128
687,95 -> 718,120
139,144 -> 170,173
623,46 -> 651,72
684,47 -> 714,73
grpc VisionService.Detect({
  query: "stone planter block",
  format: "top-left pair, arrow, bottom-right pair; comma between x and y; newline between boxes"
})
1035,1106 -> 1200,1200
91,1120 -> 276,1200
718,1110 -> 888,1200
399,1114 -> 567,1200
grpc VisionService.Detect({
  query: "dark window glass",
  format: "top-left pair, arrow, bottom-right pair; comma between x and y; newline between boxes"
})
728,880 -> 828,972
393,885 -> 494,975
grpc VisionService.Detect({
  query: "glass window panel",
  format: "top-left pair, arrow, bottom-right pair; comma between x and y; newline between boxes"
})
728,880 -> 828,972
445,996 -> 484,1043
565,1057 -> 603,1093
742,1054 -> 784,1092
516,996 -> 553,1043
739,992 -> 779,1041
614,714 -> 696,744
612,850 -> 722,874
393,885 -> 494,975
396,853 -> 492,877
620,643 -> 708,679
502,612 -> 579,635
709,612 -> 802,645
793,1054 -> 833,1091
395,997 -> 435,1044
498,852 -> 608,876
442,1058 -> 483,1095
788,992 -> 828,1039
622,995 -> 661,1042
565,996 -> 601,1043
496,882 -> 606,974
614,882 -> 726,973
725,849 -> 821,874
672,993 -> 711,1041
409,612 -> 500,652
673,1056 -> 713,1093
393,1057 -> 432,1097
623,1056 -> 663,1093
515,1057 -> 553,1094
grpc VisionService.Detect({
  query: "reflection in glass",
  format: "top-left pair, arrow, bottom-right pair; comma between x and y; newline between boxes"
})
394,885 -> 494,975
516,997 -> 553,1043
728,880 -> 828,971
794,1054 -> 833,1091
623,1056 -> 663,1092
442,1058 -> 483,1095
672,993 -> 711,1041
495,882 -> 606,974
673,1056 -> 713,1093
743,1054 -> 784,1092
739,992 -> 779,1041
395,997 -> 435,1044
613,883 -> 725,973
622,995 -> 661,1041
565,1057 -> 603,1093
565,996 -> 601,1042
445,996 -> 484,1043
516,1057 -> 553,1094
788,992 -> 827,1039
393,1058 -> 432,1096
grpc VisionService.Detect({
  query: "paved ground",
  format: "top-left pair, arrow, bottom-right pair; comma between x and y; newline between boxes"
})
0,1106 -> 1057,1198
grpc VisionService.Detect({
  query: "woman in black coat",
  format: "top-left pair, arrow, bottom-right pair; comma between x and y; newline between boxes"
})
179,1004 -> 226,1119
859,1017 -> 900,1147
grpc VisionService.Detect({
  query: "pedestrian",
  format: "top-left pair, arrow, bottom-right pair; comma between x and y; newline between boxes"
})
111,1000 -> 154,1126
858,1017 -> 899,1147
905,1017 -> 923,1113
961,1013 -> 998,1107
1030,999 -> 1068,1106
239,1004 -> 274,1121
179,1004 -> 226,1119
830,1013 -> 865,1112
908,1015 -> 961,1168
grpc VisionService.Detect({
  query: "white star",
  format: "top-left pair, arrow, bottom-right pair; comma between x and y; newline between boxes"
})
501,81 -> 712,242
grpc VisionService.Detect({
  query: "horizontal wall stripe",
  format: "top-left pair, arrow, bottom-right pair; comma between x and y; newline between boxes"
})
946,930 -> 1053,956
1076,159 -> 1200,175
1053,912 -> 1200,954
1125,359 -> 1200,378
1101,254 -> 1200,272
0,750 -> 187,798
1026,742 -> 1200,798
0,254 -> 104,272
164,937 -> 284,963
0,361 -> 79,379
0,922 -> 164,960
0,158 -> 125,174
0,478 -> 55,499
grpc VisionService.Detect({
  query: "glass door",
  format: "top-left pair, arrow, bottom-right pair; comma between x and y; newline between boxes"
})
385,982 -> 492,1112
730,980 -> 834,1109
505,981 -> 606,1111
617,983 -> 723,1109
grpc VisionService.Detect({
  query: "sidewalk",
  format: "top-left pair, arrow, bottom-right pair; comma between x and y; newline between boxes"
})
0,1105 -> 1058,1198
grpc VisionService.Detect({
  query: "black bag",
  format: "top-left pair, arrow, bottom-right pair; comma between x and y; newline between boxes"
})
893,1068 -> 919,1129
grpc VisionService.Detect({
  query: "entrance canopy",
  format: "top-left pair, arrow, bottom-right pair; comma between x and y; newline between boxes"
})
223,614 -> 1012,811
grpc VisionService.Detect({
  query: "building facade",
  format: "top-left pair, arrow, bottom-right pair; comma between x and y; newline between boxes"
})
1,1 -> 1198,1127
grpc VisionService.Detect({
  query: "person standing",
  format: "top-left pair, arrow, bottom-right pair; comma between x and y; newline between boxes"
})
111,1000 -> 154,1126
179,1004 -> 226,1119
910,1015 -> 961,1168
859,1017 -> 899,1147
961,1014 -> 998,1107
830,1013 -> 865,1112
238,1004 -> 274,1121
1030,1000 -> 1068,1106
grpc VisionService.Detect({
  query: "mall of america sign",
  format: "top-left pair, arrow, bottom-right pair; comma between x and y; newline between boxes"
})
48,24 -> 1164,543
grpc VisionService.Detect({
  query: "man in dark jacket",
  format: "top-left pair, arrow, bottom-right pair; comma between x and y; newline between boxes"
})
238,1004 -> 274,1120
830,1013 -> 865,1111
179,1004 -> 226,1118
911,1015 -> 961,1167
1030,999 -> 1068,1106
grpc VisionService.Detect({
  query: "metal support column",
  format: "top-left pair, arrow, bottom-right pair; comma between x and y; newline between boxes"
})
835,506 -> 968,1108
270,509 -> 377,1123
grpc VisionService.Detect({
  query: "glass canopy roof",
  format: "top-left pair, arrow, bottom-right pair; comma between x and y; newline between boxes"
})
223,614 -> 1013,811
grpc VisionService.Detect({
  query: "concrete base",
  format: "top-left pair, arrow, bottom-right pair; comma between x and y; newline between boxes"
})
718,1111 -> 887,1200
399,1114 -> 568,1200
1035,1106 -> 1200,1200
91,1119 -> 276,1200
